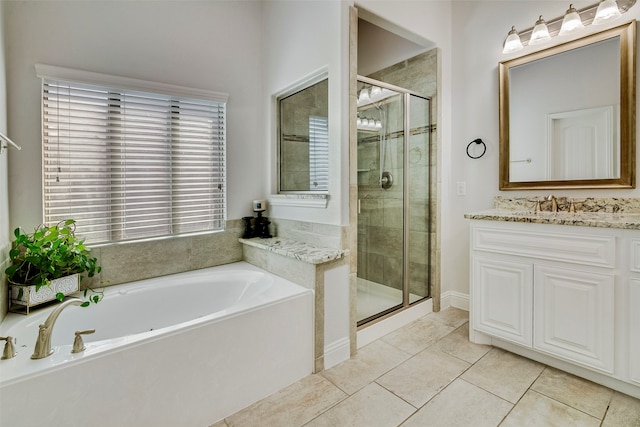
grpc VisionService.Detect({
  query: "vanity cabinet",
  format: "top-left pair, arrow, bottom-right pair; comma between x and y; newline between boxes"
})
630,278 -> 640,385
630,237 -> 640,385
469,220 -> 639,397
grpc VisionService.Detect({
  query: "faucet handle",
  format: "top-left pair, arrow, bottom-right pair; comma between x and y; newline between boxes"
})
0,336 -> 17,360
72,329 -> 95,354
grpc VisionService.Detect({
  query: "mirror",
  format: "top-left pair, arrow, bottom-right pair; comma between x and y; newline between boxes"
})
278,77 -> 329,193
499,21 -> 636,190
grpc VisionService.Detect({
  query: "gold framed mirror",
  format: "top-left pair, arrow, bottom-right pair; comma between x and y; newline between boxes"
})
499,21 -> 636,190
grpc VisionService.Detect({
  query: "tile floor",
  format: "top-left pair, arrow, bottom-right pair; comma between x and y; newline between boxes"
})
211,308 -> 640,427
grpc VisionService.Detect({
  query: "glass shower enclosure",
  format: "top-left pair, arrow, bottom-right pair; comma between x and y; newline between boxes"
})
356,76 -> 431,325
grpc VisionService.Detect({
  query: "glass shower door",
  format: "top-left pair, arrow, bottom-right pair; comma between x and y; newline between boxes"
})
356,77 -> 431,325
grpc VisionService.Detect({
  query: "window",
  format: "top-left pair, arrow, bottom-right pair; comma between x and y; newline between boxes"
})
38,65 -> 227,244
308,115 -> 329,191
278,75 -> 329,193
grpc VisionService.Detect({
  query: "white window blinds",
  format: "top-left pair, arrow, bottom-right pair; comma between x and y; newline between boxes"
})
41,74 -> 226,244
308,115 -> 329,191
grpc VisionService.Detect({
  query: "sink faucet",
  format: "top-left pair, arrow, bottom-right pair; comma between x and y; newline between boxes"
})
547,194 -> 558,212
32,298 -> 83,359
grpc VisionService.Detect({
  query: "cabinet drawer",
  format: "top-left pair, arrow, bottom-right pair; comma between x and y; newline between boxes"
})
473,227 -> 615,268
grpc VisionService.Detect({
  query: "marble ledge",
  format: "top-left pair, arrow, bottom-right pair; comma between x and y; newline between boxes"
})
464,209 -> 640,230
239,237 -> 347,265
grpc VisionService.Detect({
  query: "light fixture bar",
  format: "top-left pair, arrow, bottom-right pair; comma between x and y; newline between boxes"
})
517,0 -> 635,46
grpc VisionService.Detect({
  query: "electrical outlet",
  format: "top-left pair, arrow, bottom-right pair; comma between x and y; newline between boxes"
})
456,181 -> 467,196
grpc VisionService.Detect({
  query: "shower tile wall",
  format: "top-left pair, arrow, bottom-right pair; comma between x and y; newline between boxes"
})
359,49 -> 438,300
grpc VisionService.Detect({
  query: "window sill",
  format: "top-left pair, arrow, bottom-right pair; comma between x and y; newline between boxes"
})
268,194 -> 329,208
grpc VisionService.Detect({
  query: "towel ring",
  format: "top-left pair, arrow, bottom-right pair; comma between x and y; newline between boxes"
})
466,138 -> 486,159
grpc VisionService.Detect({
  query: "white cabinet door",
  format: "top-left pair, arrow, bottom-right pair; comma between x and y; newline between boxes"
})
534,265 -> 614,374
473,256 -> 533,346
630,279 -> 640,385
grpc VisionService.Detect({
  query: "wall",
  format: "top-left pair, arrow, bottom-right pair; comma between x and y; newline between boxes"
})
262,0 -> 350,226
2,1 -> 266,312
358,18 -> 433,76
6,1 -> 265,229
449,1 -> 640,301
0,1 -> 9,322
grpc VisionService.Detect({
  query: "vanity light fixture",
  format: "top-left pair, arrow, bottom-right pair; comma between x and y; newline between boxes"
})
529,16 -> 552,44
593,0 -> 623,24
356,115 -> 382,131
559,4 -> 585,35
502,26 -> 524,54
501,0 -> 635,53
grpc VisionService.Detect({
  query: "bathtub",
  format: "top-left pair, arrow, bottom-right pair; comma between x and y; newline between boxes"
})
0,262 -> 314,426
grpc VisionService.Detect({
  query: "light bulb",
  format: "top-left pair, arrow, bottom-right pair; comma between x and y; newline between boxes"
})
559,4 -> 584,35
375,120 -> 382,129
593,0 -> 621,24
369,86 -> 382,100
502,26 -> 524,54
529,16 -> 551,45
358,89 -> 370,104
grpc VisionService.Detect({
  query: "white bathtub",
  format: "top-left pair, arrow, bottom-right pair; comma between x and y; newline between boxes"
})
0,262 -> 314,426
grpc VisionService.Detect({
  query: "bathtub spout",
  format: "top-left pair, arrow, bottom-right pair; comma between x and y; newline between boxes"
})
31,298 -> 84,359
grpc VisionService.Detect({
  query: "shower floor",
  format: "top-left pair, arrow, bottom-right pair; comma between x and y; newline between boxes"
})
357,277 -> 422,323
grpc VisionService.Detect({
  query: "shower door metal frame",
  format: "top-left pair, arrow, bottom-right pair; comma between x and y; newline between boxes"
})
356,76 -> 432,326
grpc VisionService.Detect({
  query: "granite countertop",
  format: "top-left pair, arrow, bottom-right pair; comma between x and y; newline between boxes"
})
239,237 -> 347,264
464,209 -> 640,230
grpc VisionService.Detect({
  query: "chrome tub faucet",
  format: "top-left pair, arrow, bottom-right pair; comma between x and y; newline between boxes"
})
32,298 -> 84,360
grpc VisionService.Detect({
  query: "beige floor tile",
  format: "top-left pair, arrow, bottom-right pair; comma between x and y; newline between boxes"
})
381,316 -> 456,355
225,374 -> 347,427
602,391 -> 640,426
501,390 -> 601,427
304,382 -> 416,427
321,339 -> 411,395
401,378 -> 513,427
376,347 -> 470,408
432,322 -> 491,364
461,347 -> 544,403
429,307 -> 469,328
531,367 -> 613,419
209,421 -> 228,427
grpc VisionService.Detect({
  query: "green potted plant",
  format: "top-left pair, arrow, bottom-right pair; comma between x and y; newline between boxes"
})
5,219 -> 102,313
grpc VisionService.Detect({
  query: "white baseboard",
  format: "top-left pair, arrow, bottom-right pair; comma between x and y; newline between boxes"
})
324,337 -> 350,369
441,291 -> 469,311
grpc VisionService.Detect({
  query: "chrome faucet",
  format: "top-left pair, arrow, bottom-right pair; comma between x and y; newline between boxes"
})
547,194 -> 558,212
32,298 -> 83,359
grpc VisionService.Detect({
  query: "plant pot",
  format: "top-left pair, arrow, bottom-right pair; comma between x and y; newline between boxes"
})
9,274 -> 80,315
